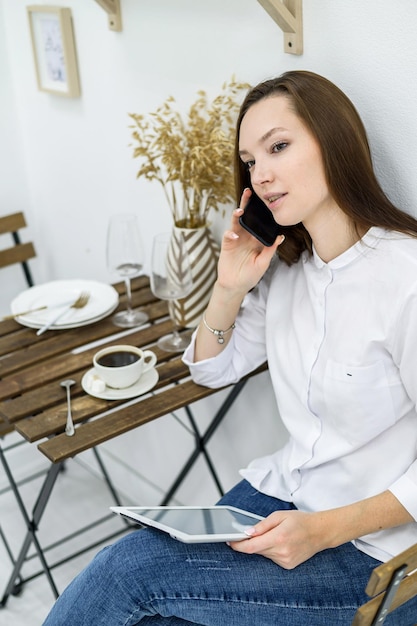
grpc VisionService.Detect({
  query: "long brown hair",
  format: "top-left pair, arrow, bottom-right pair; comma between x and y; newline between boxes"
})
234,70 -> 417,265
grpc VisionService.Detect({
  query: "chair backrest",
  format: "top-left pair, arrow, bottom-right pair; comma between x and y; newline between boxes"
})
352,542 -> 417,625
0,212 -> 36,287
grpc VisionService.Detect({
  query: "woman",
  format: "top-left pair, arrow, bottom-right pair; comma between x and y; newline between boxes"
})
43,71 -> 417,625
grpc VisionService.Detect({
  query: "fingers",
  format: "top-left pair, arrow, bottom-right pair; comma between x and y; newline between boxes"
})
228,531 -> 271,556
234,188 -> 286,252
248,513 -> 282,536
228,512 -> 285,554
223,229 -> 240,244
230,207 -> 244,233
221,208 -> 246,249
272,233 -> 286,249
230,188 -> 251,228
232,207 -> 244,224
239,187 -> 252,210
223,223 -> 285,255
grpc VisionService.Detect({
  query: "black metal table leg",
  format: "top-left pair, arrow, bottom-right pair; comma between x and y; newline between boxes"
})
160,379 -> 248,505
0,446 -> 62,606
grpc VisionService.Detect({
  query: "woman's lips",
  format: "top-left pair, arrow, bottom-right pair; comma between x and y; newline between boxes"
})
265,193 -> 287,209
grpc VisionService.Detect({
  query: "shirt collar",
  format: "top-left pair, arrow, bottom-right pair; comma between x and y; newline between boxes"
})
311,226 -> 386,270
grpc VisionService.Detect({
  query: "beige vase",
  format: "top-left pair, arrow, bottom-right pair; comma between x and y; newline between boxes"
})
169,225 -> 220,329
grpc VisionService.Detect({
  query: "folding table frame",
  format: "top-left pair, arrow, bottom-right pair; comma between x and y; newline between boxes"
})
0,378 -> 248,606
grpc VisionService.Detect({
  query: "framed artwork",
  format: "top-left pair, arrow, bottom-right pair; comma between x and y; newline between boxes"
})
27,6 -> 80,97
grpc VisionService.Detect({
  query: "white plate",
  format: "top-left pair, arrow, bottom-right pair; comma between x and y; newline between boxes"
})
81,367 -> 159,400
11,280 -> 119,329
17,301 -> 119,330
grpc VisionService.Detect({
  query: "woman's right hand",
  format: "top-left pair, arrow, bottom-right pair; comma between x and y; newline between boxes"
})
193,189 -> 284,361
217,188 -> 285,295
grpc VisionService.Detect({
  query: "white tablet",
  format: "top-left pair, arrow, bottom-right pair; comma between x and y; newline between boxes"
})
110,505 -> 264,543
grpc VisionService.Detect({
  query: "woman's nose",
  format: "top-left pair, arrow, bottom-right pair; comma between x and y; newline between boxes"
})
250,160 -> 273,186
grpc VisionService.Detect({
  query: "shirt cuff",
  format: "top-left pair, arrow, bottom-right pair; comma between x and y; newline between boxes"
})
182,332 -> 237,388
389,474 -> 417,521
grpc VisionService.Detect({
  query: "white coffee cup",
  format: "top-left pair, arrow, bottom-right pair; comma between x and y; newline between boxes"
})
93,345 -> 157,389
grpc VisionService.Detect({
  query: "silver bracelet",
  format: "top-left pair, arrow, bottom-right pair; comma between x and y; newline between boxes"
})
202,314 -> 235,344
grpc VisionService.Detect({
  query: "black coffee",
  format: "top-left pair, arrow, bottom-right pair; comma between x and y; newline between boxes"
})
97,351 -> 140,368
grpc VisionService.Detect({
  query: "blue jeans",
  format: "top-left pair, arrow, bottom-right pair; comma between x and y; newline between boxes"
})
43,480 -> 417,625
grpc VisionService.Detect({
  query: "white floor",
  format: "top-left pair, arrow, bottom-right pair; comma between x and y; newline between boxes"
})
0,441 -> 138,626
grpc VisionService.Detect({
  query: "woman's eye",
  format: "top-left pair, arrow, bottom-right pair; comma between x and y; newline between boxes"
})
272,142 -> 288,153
244,159 -> 255,170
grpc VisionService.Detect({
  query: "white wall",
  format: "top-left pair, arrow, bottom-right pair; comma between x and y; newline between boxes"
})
1,0 -> 417,504
0,1 -> 34,296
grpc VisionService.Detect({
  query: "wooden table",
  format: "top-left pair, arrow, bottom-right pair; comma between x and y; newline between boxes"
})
0,276 -> 266,605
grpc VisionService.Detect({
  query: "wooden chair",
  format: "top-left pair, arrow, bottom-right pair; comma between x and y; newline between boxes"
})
0,212 -> 36,582
0,211 -> 35,439
0,211 -> 36,287
352,542 -> 417,625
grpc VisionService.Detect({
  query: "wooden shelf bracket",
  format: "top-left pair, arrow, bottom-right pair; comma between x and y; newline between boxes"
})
257,0 -> 303,55
93,0 -> 122,31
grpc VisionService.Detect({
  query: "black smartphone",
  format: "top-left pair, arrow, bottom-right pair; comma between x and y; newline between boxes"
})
239,192 -> 281,247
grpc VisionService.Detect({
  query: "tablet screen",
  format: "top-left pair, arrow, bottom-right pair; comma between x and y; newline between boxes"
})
111,505 -> 264,543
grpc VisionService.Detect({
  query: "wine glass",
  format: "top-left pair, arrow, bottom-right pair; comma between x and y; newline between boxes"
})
150,231 -> 193,352
106,214 -> 149,328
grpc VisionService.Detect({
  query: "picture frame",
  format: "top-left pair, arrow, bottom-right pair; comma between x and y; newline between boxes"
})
27,5 -> 80,97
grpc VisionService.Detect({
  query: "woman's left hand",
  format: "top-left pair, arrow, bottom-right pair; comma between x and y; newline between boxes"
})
229,490 -> 414,569
229,510 -> 326,569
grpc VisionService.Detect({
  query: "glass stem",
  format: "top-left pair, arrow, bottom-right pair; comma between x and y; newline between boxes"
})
171,326 -> 182,346
124,277 -> 133,316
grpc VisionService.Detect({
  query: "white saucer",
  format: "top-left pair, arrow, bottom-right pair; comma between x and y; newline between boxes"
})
81,367 -> 159,400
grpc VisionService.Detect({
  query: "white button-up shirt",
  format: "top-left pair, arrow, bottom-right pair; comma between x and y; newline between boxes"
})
183,227 -> 417,562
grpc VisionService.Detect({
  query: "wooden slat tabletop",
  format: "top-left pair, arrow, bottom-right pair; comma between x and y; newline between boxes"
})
0,276 -> 266,465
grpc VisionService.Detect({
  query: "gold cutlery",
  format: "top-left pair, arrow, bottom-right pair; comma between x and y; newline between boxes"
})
2,305 -> 48,320
3,297 -> 81,321
36,291 -> 90,336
